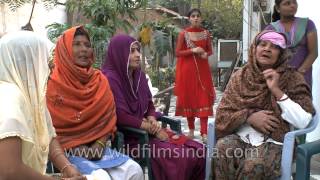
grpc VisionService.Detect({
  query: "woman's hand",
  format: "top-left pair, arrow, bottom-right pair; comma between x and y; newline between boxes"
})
62,165 -> 86,179
88,142 -> 105,161
263,69 -> 284,100
147,116 -> 161,135
192,47 -> 205,54
140,120 -> 151,131
49,138 -> 86,180
247,110 -> 280,135
155,130 -> 169,141
200,52 -> 208,59
141,119 -> 161,135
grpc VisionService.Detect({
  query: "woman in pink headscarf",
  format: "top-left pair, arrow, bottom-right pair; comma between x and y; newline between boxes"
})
213,30 -> 314,179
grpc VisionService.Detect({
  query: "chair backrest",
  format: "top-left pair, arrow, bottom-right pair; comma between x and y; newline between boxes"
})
280,114 -> 319,180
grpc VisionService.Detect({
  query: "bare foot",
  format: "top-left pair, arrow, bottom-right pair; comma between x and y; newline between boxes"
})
188,129 -> 195,139
201,134 -> 207,144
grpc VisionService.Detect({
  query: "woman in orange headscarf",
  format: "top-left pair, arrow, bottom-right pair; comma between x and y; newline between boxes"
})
46,26 -> 143,179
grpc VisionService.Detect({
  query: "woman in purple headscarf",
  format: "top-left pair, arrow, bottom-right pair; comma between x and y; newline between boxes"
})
102,34 -> 205,180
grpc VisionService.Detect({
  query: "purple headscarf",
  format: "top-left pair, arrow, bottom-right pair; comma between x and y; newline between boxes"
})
102,34 -> 151,119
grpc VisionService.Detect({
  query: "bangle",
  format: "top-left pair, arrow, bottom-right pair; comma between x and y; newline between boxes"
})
60,163 -> 74,175
277,96 -> 289,102
95,140 -> 106,148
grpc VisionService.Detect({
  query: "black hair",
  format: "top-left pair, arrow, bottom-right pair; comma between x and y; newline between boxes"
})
272,0 -> 283,22
187,8 -> 201,18
74,27 -> 90,41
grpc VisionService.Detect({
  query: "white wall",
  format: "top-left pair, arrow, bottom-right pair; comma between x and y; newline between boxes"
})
242,0 -> 261,62
296,0 -> 320,142
0,1 -> 66,38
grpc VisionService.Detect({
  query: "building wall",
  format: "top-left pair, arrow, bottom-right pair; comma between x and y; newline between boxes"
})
296,0 -> 320,142
242,0 -> 261,63
0,2 -> 66,38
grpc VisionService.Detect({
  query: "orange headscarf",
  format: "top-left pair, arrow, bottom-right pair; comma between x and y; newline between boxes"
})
46,26 -> 116,149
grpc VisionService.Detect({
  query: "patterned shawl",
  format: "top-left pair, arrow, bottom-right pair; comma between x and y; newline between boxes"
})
215,30 -> 315,142
46,26 -> 116,149
101,34 -> 151,120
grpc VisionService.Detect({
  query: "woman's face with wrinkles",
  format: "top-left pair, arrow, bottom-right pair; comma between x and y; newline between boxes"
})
72,35 -> 93,68
256,40 -> 281,69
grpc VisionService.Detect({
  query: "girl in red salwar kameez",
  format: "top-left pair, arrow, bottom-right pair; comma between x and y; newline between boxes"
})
175,8 -> 216,142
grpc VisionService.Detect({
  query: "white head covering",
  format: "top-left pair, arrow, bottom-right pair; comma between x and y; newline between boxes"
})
0,31 -> 56,174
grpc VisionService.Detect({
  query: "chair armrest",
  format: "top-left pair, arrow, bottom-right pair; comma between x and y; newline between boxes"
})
112,131 -> 124,151
119,126 -> 148,135
118,126 -> 150,145
158,116 -> 182,133
295,139 -> 320,180
297,139 -> 320,155
205,119 -> 216,180
281,116 -> 319,180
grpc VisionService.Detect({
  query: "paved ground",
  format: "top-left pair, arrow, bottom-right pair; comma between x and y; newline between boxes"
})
154,88 -> 320,179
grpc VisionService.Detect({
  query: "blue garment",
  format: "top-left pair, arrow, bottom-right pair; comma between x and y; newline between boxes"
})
68,148 -> 129,174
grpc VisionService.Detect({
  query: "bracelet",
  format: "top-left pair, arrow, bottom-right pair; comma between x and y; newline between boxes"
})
95,140 -> 106,148
60,163 -> 74,175
277,96 -> 289,102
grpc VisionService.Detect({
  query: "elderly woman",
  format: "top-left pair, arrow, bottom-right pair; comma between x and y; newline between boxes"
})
46,26 -> 143,180
102,34 -> 206,180
213,30 -> 315,179
0,31 -> 85,179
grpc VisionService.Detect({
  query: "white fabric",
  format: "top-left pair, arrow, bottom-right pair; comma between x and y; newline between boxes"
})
85,169 -> 111,180
277,94 -> 312,129
85,159 -> 143,180
106,159 -> 144,180
0,31 -> 55,174
237,94 -> 312,146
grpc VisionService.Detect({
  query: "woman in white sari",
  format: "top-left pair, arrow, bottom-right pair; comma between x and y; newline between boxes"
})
0,31 -> 86,180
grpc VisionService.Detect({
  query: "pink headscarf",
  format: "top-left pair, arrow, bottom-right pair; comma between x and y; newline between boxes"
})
259,31 -> 287,49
